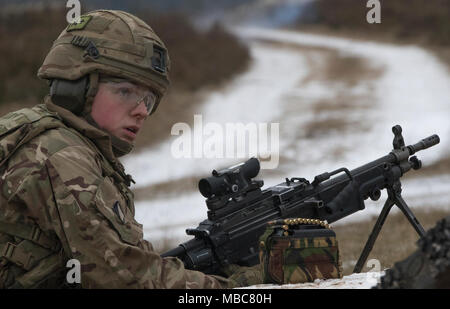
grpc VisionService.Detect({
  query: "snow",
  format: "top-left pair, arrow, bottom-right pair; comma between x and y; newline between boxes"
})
233,27 -> 450,179
239,272 -> 383,289
123,43 -> 311,187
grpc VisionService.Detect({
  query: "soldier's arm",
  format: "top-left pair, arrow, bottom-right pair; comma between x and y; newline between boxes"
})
15,143 -> 231,288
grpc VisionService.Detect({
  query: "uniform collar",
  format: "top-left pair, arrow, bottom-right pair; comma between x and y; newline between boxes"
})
44,96 -> 133,162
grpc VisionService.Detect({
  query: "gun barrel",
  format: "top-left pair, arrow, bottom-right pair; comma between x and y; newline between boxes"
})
161,245 -> 186,258
407,134 -> 440,154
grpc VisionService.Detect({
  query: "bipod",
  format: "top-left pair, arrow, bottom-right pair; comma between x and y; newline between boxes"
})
353,180 -> 426,273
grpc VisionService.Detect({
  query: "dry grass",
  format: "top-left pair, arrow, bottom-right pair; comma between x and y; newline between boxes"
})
334,208 -> 450,275
0,7 -> 64,104
292,24 -> 450,74
307,0 -> 450,46
246,40 -> 378,155
293,45 -> 378,138
322,54 -> 383,87
302,117 -> 354,139
253,39 -> 379,87
143,12 -> 250,92
404,155 -> 450,179
430,46 -> 450,73
257,40 -> 379,109
294,0 -> 450,73
421,156 -> 450,175
312,96 -> 368,114
297,46 -> 383,88
0,98 -> 38,117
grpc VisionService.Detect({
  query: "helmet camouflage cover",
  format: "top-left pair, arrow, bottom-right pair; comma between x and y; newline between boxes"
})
38,10 -> 170,113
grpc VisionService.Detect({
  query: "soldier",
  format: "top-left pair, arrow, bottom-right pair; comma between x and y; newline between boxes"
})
0,10 -> 261,289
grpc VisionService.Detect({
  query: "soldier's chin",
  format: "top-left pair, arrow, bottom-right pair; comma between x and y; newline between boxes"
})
120,135 -> 135,143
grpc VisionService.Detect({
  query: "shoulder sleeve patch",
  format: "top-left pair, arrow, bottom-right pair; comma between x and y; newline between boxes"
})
67,15 -> 93,32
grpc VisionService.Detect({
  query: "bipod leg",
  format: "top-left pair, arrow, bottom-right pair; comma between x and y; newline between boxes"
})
353,190 -> 426,274
393,193 -> 426,237
353,194 -> 395,273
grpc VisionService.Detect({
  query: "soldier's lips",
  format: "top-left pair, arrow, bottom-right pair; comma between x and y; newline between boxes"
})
123,126 -> 139,140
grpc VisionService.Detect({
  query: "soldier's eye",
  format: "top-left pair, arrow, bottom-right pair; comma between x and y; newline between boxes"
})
118,87 -> 131,97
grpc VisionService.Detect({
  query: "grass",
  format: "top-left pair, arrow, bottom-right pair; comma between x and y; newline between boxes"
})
294,44 -> 378,139
295,0 -> 450,72
411,156 -> 450,177
334,207 -> 449,275
306,0 -> 450,46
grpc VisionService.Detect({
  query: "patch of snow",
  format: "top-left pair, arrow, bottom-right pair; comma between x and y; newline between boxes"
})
123,42 -> 311,187
240,272 -> 383,289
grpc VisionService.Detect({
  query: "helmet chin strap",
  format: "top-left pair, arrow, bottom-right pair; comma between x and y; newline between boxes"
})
81,72 -> 99,117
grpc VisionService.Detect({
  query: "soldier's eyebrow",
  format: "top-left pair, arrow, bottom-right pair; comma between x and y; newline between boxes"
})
115,82 -> 136,88
117,82 -> 153,94
99,75 -> 152,92
105,81 -> 139,92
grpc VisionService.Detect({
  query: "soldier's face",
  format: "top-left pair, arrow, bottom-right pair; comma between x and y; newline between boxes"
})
91,81 -> 152,143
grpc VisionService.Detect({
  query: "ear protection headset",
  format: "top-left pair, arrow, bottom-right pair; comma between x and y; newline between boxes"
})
49,73 -> 100,116
49,77 -> 89,115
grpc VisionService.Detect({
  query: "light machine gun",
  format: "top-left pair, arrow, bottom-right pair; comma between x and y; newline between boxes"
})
162,125 -> 440,274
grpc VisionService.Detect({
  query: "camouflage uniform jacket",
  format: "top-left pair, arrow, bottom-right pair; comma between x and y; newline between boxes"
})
0,97 -> 230,289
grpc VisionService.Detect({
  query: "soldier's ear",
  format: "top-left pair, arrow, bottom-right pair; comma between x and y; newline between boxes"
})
49,76 -> 90,115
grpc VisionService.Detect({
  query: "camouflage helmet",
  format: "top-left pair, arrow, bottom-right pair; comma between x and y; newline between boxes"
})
37,10 -> 170,114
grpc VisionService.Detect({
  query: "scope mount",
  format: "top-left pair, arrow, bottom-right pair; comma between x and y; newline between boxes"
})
205,179 -> 264,211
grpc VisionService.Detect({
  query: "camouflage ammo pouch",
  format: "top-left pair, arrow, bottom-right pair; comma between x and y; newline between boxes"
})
259,218 -> 343,285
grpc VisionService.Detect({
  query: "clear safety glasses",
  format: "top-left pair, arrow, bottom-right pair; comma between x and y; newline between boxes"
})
100,78 -> 157,116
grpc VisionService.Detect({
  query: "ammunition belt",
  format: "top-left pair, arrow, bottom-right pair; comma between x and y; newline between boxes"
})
267,217 -> 331,236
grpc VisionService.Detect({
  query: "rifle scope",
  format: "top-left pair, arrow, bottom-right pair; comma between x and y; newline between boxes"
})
198,157 -> 260,198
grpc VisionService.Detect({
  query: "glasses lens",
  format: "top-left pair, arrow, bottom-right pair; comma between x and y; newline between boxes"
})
102,81 -> 157,115
140,92 -> 157,115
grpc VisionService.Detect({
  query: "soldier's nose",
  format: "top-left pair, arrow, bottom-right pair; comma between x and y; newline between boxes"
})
131,101 -> 149,119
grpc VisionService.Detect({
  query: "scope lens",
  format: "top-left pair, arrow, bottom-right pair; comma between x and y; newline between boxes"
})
242,157 -> 260,178
198,179 -> 212,198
